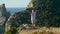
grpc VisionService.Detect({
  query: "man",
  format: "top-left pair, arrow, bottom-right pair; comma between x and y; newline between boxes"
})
31,9 -> 36,27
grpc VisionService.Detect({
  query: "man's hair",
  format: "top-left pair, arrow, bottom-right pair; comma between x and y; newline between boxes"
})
32,8 -> 36,11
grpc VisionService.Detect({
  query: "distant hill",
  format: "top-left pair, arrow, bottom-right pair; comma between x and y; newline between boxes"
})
6,8 -> 26,14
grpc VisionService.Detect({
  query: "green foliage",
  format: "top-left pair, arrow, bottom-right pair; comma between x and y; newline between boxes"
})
5,0 -> 60,34
5,31 -> 11,34
7,0 -> 60,32
5,27 -> 18,34
33,0 -> 60,27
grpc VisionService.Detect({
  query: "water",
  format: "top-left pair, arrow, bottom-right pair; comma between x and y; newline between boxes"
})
6,8 -> 26,14
0,25 -> 5,34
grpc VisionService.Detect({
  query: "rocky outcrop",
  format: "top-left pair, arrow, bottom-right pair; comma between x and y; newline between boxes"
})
0,4 -> 10,34
0,4 -> 10,25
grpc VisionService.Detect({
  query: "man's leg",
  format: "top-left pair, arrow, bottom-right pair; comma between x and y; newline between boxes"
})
31,20 -> 35,28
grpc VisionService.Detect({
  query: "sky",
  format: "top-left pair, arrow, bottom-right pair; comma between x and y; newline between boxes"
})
0,0 -> 31,8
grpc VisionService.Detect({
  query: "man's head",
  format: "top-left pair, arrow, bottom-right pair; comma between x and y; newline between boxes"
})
32,8 -> 35,12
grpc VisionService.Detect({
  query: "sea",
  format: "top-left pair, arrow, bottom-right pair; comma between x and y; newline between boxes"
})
6,8 -> 26,14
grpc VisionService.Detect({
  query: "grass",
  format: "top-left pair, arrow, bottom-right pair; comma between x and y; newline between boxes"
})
19,27 -> 60,34
32,31 -> 55,34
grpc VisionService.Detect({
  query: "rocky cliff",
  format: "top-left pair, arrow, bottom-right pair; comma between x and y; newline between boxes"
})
0,4 -> 10,25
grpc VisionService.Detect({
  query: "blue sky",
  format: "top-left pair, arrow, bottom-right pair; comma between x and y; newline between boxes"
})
0,0 -> 31,8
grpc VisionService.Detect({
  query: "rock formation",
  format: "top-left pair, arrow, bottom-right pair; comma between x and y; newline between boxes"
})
0,4 -> 10,25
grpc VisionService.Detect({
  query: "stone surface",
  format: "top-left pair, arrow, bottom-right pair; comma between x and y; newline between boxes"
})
0,4 -> 10,25
0,4 -> 10,34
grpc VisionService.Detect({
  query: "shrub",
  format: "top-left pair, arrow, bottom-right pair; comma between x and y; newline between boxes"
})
5,27 -> 18,34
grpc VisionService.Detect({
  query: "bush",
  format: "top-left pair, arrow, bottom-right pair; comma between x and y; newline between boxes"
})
5,27 -> 18,34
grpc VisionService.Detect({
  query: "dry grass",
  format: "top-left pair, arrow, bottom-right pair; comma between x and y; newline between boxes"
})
32,30 -> 55,34
19,27 -> 60,34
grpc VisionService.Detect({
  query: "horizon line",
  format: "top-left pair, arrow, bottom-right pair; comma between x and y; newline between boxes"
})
5,5 -> 27,8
